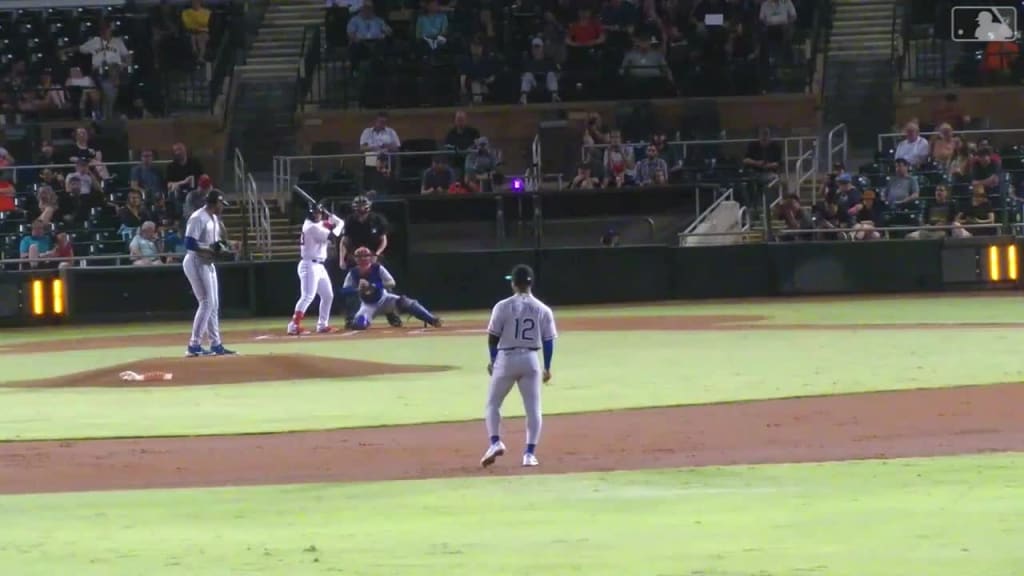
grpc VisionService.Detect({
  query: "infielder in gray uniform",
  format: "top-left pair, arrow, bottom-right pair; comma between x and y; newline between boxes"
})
182,190 -> 236,357
480,264 -> 557,468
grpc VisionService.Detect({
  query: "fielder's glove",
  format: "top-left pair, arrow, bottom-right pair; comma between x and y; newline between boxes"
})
211,240 -> 234,260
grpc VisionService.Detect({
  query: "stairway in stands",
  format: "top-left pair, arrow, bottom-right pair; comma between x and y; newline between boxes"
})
228,0 -> 321,176
220,201 -> 301,260
823,0 -> 901,150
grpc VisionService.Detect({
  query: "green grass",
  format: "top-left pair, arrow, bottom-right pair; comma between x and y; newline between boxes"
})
2,327 -> 1023,441
0,453 -> 1020,575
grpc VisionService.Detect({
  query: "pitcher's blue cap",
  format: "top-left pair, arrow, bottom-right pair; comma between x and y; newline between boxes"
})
505,264 -> 534,286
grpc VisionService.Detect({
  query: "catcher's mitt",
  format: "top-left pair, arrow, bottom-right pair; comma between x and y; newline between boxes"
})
358,278 -> 381,303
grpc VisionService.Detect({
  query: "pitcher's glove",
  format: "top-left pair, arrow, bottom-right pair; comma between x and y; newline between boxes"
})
211,240 -> 234,261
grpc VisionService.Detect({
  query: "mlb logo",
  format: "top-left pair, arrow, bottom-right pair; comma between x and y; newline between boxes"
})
951,6 -> 1019,42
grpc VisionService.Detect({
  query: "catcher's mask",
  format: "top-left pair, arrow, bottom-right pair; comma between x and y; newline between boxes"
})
352,195 -> 372,217
354,246 -> 373,270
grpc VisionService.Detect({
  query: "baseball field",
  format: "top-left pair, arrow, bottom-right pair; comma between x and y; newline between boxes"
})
1,293 -> 1023,575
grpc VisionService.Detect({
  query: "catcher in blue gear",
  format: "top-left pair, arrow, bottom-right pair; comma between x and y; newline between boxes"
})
341,247 -> 443,330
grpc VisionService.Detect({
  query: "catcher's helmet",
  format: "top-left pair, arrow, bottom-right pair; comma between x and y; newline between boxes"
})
352,195 -> 372,213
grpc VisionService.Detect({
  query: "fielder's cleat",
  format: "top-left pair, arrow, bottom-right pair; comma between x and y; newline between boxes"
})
428,317 -> 443,328
186,345 -> 210,357
316,326 -> 339,334
522,453 -> 539,467
210,344 -> 237,356
386,313 -> 404,328
480,441 -> 506,468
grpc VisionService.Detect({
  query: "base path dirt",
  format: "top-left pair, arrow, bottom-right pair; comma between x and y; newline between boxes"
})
2,383 -> 1022,495
6,315 -> 1024,355
3,353 -> 452,388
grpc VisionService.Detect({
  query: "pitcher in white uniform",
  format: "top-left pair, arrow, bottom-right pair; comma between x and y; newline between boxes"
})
480,264 -> 557,468
182,190 -> 236,357
288,205 -> 345,334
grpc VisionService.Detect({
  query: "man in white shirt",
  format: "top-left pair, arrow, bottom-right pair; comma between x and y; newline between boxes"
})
79,25 -> 131,71
894,122 -> 931,168
183,190 -> 236,357
480,264 -> 558,468
288,205 -> 345,335
759,0 -> 797,64
359,111 -> 401,193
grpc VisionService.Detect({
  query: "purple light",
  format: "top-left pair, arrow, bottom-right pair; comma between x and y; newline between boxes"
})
511,178 -> 525,191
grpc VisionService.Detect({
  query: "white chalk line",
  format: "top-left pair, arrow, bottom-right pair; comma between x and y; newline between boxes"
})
249,328 -> 484,341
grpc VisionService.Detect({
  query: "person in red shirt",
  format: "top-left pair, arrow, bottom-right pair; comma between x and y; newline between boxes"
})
567,7 -> 606,47
54,232 -> 75,268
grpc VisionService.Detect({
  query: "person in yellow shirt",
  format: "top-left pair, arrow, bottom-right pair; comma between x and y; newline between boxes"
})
181,0 -> 212,63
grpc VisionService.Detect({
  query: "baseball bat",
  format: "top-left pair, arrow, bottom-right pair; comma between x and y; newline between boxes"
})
293,185 -> 336,218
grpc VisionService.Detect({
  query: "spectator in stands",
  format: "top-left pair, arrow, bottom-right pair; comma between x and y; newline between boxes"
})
359,111 -> 401,192
65,66 -> 101,120
19,220 -> 55,269
774,193 -> 811,240
184,174 -> 214,219
53,232 -> 74,269
152,0 -> 183,71
79,24 -> 131,73
119,189 -> 151,238
39,168 -> 65,195
2,61 -> 31,114
35,141 -> 59,168
0,147 -> 13,169
812,190 -> 848,239
929,123 -> 960,168
68,127 -> 101,165
651,131 -> 682,175
931,93 -> 969,132
166,142 -> 204,204
603,163 -> 634,188
758,0 -> 796,64
458,37 -> 498,103
444,110 -> 481,153
833,172 -> 861,214
970,146 -> 1000,192
883,158 -> 920,208
22,69 -> 69,118
421,155 -> 456,194
32,185 -> 61,226
131,149 -> 165,201
743,127 -> 782,182
464,137 -> 500,193
635,144 -> 669,185
908,184 -> 962,240
416,0 -> 449,52
849,188 -> 885,240
603,130 -> 636,180
0,179 -> 14,212
567,7 -> 607,48
620,34 -> 675,97
65,159 -> 99,197
569,164 -> 601,189
182,0 -> 213,64
130,221 -> 164,265
894,122 -> 930,168
728,21 -> 760,94
582,112 -> 610,150
956,184 -> 996,236
601,0 -> 639,39
520,38 -> 561,105
949,141 -> 973,181
347,1 -> 392,66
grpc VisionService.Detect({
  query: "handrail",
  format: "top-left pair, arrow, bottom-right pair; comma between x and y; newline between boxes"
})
683,187 -> 733,235
529,134 -> 542,192
4,160 -> 172,185
774,222 -> 1004,237
827,123 -> 848,169
877,128 -> 1024,152
794,146 -> 818,204
273,148 -> 465,198
0,251 -> 197,267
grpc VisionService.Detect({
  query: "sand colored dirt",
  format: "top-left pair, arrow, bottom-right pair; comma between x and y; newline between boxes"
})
4,354 -> 452,388
1,383 -> 1022,495
5,315 -> 1024,355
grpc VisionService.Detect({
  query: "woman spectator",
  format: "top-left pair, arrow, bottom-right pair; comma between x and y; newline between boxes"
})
31,185 -> 61,225
602,130 -> 636,180
949,141 -> 974,182
582,112 -> 610,156
118,190 -> 150,243
53,232 -> 75,269
929,123 -> 960,168
181,0 -> 212,64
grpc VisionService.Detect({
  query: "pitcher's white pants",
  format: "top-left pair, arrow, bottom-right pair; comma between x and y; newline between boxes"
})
294,260 -> 334,328
183,252 -> 221,347
486,348 -> 543,445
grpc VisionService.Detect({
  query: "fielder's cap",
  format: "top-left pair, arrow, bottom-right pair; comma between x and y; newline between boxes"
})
198,174 -> 212,188
531,37 -> 544,48
836,172 -> 852,183
206,189 -> 231,207
505,264 -> 534,286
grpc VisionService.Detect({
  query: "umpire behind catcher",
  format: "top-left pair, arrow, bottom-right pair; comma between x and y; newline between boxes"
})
339,194 -> 403,328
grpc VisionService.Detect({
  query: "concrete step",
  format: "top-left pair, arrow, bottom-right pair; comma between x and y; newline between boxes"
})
829,49 -> 893,59
256,27 -> 306,39
248,46 -> 303,58
833,0 -> 896,5
246,56 -> 301,66
830,39 -> 892,50
261,17 -> 320,28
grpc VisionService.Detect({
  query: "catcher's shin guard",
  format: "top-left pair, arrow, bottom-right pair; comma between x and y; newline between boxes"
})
399,296 -> 438,325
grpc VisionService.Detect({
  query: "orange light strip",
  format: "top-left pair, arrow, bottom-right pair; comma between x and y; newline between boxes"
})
989,246 -> 1001,282
52,278 -> 65,315
31,280 -> 44,316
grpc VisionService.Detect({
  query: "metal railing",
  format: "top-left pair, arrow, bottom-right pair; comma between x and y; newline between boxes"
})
795,145 -> 818,203
678,187 -> 750,246
877,128 -> 1024,152
247,173 -> 271,260
827,123 -> 848,169
582,136 -> 818,190
2,160 -> 171,185
0,251 -> 193,269
774,222 -> 1004,240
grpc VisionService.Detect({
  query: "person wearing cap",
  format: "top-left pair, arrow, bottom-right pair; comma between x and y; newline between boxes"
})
619,34 -> 674,98
833,172 -> 861,215
480,264 -> 558,469
520,37 -> 561,104
182,189 -> 236,357
184,174 -> 214,220
421,155 -> 456,195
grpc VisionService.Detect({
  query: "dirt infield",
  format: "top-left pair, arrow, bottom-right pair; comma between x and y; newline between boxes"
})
1,383 -> 1022,494
3,353 -> 452,388
2,312 -> 1023,495
5,315 -> 1024,355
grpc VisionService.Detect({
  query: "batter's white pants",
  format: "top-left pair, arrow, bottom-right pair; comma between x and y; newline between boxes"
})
294,260 -> 334,329
183,252 -> 221,347
486,349 -> 543,446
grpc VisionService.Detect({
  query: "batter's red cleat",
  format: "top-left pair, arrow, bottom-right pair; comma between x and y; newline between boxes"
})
286,323 -> 310,336
316,326 -> 339,334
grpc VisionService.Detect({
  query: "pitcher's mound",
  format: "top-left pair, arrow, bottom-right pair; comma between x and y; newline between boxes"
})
7,354 -> 453,388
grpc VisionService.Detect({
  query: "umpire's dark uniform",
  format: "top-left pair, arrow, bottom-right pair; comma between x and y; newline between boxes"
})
342,210 -> 403,326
